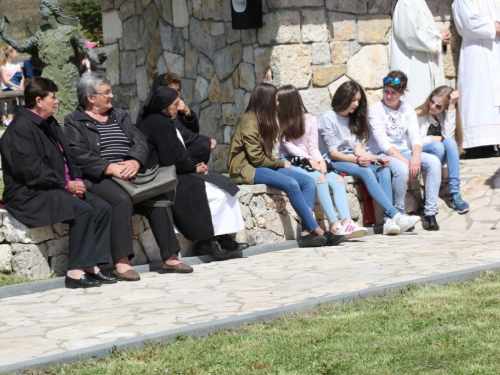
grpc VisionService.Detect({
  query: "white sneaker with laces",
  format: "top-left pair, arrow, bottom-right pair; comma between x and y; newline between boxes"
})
393,213 -> 421,233
335,221 -> 368,239
383,218 -> 400,235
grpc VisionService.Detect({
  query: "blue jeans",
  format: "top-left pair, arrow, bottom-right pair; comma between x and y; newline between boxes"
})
283,158 -> 351,224
253,167 -> 318,232
331,161 -> 398,220
382,151 -> 441,216
423,138 -> 460,194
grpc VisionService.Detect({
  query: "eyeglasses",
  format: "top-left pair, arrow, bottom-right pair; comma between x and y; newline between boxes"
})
383,77 -> 400,85
94,90 -> 112,98
429,98 -> 442,111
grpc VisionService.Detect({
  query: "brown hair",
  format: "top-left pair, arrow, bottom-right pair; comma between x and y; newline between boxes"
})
277,85 -> 308,142
164,72 -> 182,91
246,83 -> 279,159
415,85 -> 464,154
383,70 -> 408,94
332,80 -> 370,142
0,46 -> 15,67
24,77 -> 59,109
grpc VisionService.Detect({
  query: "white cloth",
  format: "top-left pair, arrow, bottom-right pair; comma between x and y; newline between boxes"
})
174,182 -> 244,236
452,0 -> 500,148
390,0 -> 446,108
367,100 -> 422,153
418,109 -> 457,145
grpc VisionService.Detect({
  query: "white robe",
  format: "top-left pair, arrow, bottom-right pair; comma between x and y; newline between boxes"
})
452,0 -> 500,148
390,0 -> 446,108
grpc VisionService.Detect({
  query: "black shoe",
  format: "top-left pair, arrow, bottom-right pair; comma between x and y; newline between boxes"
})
215,235 -> 250,252
85,271 -> 118,284
323,232 -> 345,246
195,239 -> 232,259
423,215 -> 440,231
297,233 -> 327,248
65,274 -> 102,289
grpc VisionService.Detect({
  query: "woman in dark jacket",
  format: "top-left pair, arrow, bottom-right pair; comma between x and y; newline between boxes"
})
137,86 -> 248,258
64,71 -> 192,280
0,77 -> 114,288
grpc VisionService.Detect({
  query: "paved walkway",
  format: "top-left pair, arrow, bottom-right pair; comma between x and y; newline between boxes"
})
0,157 -> 499,372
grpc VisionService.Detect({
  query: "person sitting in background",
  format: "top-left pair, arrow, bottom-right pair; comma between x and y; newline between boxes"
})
137,72 -> 217,164
23,55 -> 44,78
319,80 -> 420,235
137,86 -> 249,258
277,84 -> 367,239
1,46 -> 24,126
0,77 -> 115,289
64,71 -> 192,280
228,82 -> 345,248
415,86 -> 470,214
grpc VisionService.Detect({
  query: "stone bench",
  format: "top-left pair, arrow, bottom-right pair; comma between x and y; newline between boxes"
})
0,176 -> 423,279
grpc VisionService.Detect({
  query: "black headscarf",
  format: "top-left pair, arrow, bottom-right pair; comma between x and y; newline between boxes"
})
136,86 -> 179,126
151,73 -> 167,92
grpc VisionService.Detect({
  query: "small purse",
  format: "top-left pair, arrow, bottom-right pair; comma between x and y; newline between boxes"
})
111,165 -> 177,206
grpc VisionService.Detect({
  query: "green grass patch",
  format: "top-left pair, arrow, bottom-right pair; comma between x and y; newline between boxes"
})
0,179 -> 4,197
0,273 -> 34,286
24,271 -> 500,374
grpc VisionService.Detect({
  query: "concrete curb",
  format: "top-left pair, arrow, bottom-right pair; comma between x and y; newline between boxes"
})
0,240 -> 299,300
2,261 -> 500,374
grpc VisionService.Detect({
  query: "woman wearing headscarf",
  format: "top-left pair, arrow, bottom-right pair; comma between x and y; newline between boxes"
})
137,86 -> 248,258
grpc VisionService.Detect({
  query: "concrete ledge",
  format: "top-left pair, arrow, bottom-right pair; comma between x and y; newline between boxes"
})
2,261 -> 499,374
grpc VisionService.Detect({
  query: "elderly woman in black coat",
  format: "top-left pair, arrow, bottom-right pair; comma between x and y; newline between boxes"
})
64,71 -> 192,280
0,77 -> 114,288
137,86 -> 249,258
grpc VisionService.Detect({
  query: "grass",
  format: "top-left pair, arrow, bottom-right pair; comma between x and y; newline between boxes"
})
24,271 -> 500,375
0,273 -> 34,286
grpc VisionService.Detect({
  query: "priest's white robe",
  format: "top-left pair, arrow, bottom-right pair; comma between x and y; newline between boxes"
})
452,0 -> 500,148
390,0 -> 446,108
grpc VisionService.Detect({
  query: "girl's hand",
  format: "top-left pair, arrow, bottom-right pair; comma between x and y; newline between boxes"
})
375,156 -> 390,167
284,161 -> 291,169
431,136 -> 443,142
409,156 -> 421,181
449,91 -> 459,108
319,160 -> 327,174
357,156 -> 371,167
308,158 -> 321,171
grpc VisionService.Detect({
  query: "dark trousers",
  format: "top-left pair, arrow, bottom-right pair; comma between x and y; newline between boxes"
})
67,192 -> 111,270
89,178 -> 180,262
187,141 -> 211,164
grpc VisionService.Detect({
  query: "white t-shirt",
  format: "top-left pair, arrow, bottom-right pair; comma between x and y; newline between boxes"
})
367,100 -> 422,154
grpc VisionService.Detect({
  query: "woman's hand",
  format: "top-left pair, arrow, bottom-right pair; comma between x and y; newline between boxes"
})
441,30 -> 452,45
374,156 -> 390,167
118,159 -> 140,180
356,156 -> 372,167
210,139 -> 217,151
104,163 -> 126,178
319,160 -> 328,174
308,158 -> 321,171
431,135 -> 444,142
196,162 -> 209,174
284,161 -> 291,169
67,180 -> 86,198
178,100 -> 191,117
408,156 -> 421,181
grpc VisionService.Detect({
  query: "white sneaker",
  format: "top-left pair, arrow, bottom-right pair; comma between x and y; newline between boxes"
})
383,218 -> 400,235
335,221 -> 368,239
393,213 -> 421,233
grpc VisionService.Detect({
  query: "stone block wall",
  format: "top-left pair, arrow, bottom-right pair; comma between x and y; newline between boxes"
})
97,0 -> 458,173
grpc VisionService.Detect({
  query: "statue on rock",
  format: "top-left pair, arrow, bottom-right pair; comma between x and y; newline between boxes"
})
0,0 -> 100,123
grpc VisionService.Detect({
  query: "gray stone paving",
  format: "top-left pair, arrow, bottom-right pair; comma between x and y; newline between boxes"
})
0,157 -> 499,372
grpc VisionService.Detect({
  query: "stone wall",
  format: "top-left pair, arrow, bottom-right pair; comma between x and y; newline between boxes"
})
97,0 -> 458,173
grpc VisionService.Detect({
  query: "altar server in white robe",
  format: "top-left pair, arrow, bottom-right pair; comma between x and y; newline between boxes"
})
390,0 -> 450,108
452,0 -> 500,150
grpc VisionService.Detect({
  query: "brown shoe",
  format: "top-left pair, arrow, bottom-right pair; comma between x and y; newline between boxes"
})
113,268 -> 141,281
162,262 -> 193,274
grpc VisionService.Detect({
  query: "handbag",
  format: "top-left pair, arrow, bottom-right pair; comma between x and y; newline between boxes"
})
111,164 -> 177,206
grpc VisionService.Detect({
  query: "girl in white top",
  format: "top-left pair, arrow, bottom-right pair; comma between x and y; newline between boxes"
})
368,70 -> 442,231
319,80 -> 420,235
278,84 -> 367,239
0,46 -> 24,126
415,85 -> 469,214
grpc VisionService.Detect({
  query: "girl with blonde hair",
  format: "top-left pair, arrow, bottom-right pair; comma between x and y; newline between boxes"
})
0,46 -> 24,126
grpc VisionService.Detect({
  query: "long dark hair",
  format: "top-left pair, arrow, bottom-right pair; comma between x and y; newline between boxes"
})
246,83 -> 279,158
332,80 -> 370,142
277,84 -> 308,142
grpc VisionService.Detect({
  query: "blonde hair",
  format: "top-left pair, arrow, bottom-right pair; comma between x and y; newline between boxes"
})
415,85 -> 464,154
0,46 -> 15,67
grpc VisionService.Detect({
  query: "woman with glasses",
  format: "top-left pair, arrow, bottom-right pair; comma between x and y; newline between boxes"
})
415,86 -> 469,214
64,71 -> 193,281
318,80 -> 420,235
368,70 -> 442,231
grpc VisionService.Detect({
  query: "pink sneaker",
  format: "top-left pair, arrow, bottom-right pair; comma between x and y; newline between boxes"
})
334,221 -> 368,239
